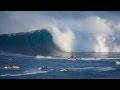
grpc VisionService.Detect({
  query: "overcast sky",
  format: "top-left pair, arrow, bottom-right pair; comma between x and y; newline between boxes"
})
0,11 -> 120,34
0,11 -> 120,52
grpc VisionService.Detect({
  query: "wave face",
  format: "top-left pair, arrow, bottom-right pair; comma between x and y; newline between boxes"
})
0,29 -> 69,56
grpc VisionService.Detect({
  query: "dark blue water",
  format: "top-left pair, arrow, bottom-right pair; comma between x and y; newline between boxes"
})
0,29 -> 66,56
0,53 -> 120,79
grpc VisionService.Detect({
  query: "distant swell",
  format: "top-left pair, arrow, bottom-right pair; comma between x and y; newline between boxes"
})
0,29 -> 69,56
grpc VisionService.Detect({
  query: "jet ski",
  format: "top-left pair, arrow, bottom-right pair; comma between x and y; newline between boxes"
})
59,68 -> 69,72
4,65 -> 20,70
4,65 -> 13,70
67,54 -> 77,61
38,66 -> 49,71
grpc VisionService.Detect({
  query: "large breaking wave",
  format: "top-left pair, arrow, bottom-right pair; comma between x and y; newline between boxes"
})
1,11 -> 120,53
0,29 -> 72,56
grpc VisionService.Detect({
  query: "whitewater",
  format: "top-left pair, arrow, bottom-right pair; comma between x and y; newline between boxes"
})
1,11 -> 120,53
0,11 -> 120,79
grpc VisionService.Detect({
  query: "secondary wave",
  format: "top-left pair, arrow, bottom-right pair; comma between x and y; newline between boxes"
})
69,67 -> 116,71
0,69 -> 48,77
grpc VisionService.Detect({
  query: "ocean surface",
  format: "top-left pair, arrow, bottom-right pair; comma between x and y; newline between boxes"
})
0,52 -> 120,79
0,29 -> 120,79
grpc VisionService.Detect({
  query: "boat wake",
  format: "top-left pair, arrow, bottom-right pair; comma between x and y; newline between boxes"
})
0,68 -> 48,77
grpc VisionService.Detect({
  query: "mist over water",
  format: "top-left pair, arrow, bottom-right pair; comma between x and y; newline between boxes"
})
0,11 -> 120,53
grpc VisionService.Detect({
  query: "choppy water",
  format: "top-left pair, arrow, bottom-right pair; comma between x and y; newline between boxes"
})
0,52 -> 120,79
